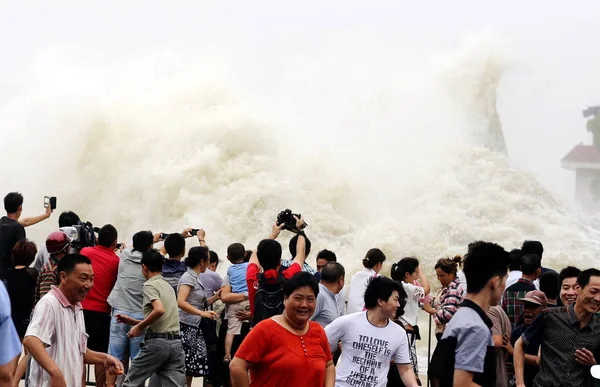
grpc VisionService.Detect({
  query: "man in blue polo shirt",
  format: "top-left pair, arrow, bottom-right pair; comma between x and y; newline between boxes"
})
311,262 -> 345,327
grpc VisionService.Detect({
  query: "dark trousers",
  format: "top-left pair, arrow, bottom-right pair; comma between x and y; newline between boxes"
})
213,315 -> 250,387
123,338 -> 186,387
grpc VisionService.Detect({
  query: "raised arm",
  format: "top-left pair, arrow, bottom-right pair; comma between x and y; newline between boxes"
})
196,229 -> 207,247
417,267 -> 430,295
19,207 -> 52,227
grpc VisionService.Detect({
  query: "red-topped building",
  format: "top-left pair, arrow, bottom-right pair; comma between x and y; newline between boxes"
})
562,107 -> 600,211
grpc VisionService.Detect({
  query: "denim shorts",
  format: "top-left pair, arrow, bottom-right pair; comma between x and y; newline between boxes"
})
108,309 -> 145,361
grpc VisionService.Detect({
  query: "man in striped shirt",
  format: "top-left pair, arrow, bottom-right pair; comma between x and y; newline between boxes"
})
24,254 -> 122,387
502,254 -> 540,328
34,231 -> 71,304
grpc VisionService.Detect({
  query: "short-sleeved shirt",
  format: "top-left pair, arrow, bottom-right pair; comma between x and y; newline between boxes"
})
346,268 -> 379,314
0,216 -> 25,280
178,268 -> 207,327
325,311 -> 411,387
442,300 -> 494,375
142,275 -> 180,334
235,318 -> 332,387
35,256 -> 60,304
400,282 -> 425,327
0,280 -> 21,365
199,269 -> 223,298
246,262 -> 301,315
227,262 -> 249,293
81,245 -> 120,314
487,306 -> 512,387
521,304 -> 600,387
26,286 -> 87,387
311,283 -> 341,327
502,278 -> 536,327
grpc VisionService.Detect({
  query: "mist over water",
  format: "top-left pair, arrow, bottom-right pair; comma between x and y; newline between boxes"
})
1,31 -> 599,286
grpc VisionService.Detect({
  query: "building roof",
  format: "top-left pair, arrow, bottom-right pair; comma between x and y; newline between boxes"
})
562,144 -> 600,170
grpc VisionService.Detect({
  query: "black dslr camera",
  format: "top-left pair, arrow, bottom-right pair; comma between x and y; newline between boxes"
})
276,209 -> 307,233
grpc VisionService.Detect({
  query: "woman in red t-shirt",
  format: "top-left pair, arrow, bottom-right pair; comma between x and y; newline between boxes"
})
230,272 -> 335,387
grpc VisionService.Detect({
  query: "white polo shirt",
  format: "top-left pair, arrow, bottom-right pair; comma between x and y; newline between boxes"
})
26,286 -> 88,387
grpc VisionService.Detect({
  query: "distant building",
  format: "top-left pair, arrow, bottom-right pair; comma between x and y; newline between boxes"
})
562,107 -> 600,212
562,144 -> 600,212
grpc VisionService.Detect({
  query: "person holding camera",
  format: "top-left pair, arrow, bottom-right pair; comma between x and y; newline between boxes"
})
105,230 -> 163,387
116,250 -> 186,387
0,192 -> 52,281
81,224 -> 121,387
280,234 -> 317,274
161,228 -> 203,294
245,215 -> 307,325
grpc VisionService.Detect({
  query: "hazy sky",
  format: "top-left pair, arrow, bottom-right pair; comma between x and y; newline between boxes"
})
1,1 -> 599,206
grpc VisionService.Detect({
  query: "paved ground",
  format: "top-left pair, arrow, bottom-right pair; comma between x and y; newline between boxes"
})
18,363 -> 428,386
18,365 -> 206,386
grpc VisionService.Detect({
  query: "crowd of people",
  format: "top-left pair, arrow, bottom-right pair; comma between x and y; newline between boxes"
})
0,191 -> 599,387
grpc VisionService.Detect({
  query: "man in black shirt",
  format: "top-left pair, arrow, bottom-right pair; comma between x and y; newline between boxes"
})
0,192 -> 52,280
514,269 -> 600,387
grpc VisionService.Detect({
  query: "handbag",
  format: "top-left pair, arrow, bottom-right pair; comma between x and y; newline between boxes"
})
199,300 -> 218,346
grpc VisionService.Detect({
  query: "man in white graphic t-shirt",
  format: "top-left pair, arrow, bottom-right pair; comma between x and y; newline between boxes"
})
325,276 -> 419,387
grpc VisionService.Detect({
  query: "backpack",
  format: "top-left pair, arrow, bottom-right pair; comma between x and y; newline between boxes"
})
251,272 -> 286,327
428,303 -> 496,387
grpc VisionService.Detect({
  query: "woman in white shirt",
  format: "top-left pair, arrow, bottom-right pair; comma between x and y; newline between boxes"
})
346,249 -> 386,314
391,257 -> 430,384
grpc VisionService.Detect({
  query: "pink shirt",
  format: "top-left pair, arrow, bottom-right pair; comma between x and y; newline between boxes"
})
26,286 -> 88,387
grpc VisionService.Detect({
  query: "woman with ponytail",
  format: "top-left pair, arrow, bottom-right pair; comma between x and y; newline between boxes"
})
177,246 -> 220,387
391,257 -> 430,385
346,248 -> 387,314
422,256 -> 466,340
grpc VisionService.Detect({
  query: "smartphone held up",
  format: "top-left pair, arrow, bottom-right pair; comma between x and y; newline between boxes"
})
44,196 -> 57,210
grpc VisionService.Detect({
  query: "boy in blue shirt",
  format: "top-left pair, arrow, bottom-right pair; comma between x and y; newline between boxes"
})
224,243 -> 249,363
